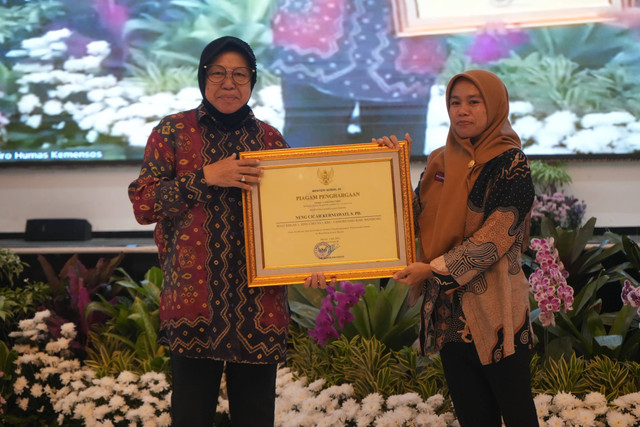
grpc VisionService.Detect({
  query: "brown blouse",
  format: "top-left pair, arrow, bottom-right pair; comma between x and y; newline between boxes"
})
418,148 -> 534,365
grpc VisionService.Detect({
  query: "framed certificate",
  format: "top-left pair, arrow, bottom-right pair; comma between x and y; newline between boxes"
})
391,0 -> 632,36
241,142 -> 415,287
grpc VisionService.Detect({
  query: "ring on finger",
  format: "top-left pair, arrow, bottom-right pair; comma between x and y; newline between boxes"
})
240,175 -> 246,183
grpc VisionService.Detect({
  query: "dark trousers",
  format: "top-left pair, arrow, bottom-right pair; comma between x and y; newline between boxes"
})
281,81 -> 429,156
170,354 -> 278,427
440,342 -> 539,427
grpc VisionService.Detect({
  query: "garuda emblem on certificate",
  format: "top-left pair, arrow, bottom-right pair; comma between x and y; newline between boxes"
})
317,168 -> 334,185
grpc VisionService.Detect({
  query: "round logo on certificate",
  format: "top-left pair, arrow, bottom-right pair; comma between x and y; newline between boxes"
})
314,242 -> 338,259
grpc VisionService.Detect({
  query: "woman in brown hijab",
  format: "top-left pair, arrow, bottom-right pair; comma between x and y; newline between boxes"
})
377,70 -> 538,426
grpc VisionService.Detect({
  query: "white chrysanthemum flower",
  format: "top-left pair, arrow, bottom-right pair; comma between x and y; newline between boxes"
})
34,309 -> 51,322
87,41 -> 111,57
86,88 -> 106,103
387,392 -> 421,409
71,380 -> 85,391
614,392 -> 640,409
57,359 -> 83,373
45,337 -> 71,354
355,414 -> 376,427
49,41 -> 67,53
560,407 -> 580,422
11,344 -> 34,354
157,412 -> 172,427
415,412 -> 447,426
583,392 -> 608,415
108,394 -> 126,410
571,408 -> 597,426
93,404 -> 111,420
6,48 -> 28,58
19,71 -> 60,85
300,397 -> 318,414
59,322 -> 77,339
13,376 -> 28,395
18,317 -> 35,329
564,126 -> 622,154
90,385 -> 112,401
30,383 -> 44,398
21,36 -> 50,52
86,129 -> 99,143
117,371 -> 139,384
55,83 -> 86,99
375,408 -> 408,427
17,94 -> 41,114
426,393 -> 445,411
339,398 -> 360,420
546,415 -> 565,427
607,410 -> 637,427
307,378 -> 327,392
121,384 -> 138,396
18,397 -> 30,411
510,100 -> 534,116
138,402 -> 157,421
16,353 -> 40,365
24,114 -> 42,128
513,115 -> 543,140
581,111 -> 635,128
95,376 -> 117,390
103,96 -> 129,110
77,401 -> 97,421
394,405 -> 416,420
43,28 -> 72,42
553,391 -> 580,410
64,56 -> 104,72
361,392 -> 384,414
545,110 -> 579,135
86,75 -> 118,90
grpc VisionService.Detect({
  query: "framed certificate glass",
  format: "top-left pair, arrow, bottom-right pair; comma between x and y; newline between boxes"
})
391,0 -> 632,36
241,142 -> 415,287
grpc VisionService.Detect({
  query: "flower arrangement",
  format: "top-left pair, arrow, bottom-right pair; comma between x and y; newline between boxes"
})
534,391 -> 640,427
621,280 -> 640,316
8,309 -> 171,427
529,237 -> 574,327
52,370 -> 171,427
213,367 -> 640,427
271,367 -> 455,427
530,191 -> 587,234
3,291 -> 640,426
309,282 -> 365,347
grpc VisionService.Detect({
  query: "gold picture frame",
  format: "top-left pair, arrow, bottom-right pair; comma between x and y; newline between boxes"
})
391,0 -> 633,36
241,142 -> 416,287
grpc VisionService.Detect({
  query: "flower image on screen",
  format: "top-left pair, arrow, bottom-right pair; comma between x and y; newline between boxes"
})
0,0 -> 639,165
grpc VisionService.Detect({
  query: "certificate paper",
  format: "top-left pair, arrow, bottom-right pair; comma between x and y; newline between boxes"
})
241,142 -> 415,287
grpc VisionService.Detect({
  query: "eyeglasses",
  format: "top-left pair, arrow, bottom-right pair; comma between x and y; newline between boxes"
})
204,65 -> 254,85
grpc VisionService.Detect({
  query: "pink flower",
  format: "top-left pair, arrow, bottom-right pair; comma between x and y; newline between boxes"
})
621,280 -> 640,316
466,29 -> 529,64
540,296 -> 561,313
539,311 -> 556,327
308,281 -> 365,346
395,37 -> 447,75
529,238 -> 573,327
